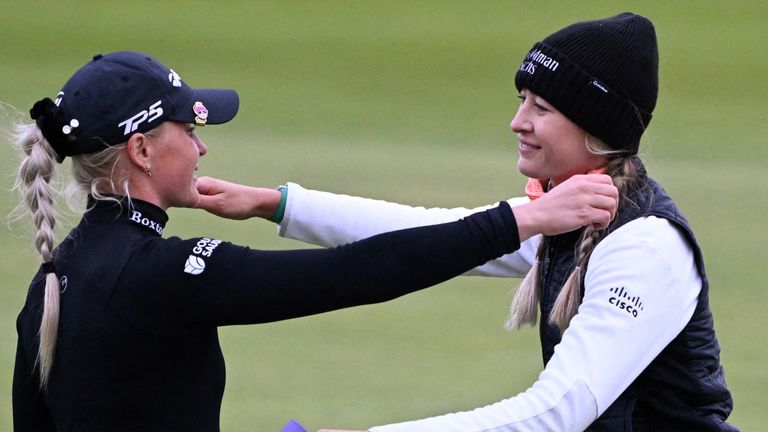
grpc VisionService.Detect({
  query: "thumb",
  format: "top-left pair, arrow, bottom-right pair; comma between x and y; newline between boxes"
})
193,177 -> 224,212
195,176 -> 218,196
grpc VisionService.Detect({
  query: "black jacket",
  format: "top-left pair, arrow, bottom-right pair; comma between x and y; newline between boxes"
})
14,197 -> 521,431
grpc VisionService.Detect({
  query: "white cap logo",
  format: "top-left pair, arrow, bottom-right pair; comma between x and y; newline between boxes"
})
168,69 -> 182,88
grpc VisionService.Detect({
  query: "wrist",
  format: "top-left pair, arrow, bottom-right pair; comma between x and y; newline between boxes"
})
268,185 -> 288,223
511,202 -> 539,242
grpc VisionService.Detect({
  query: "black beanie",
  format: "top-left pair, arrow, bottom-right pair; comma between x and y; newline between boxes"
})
514,12 -> 658,155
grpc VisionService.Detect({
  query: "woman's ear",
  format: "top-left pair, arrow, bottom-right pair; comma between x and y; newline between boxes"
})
125,132 -> 153,172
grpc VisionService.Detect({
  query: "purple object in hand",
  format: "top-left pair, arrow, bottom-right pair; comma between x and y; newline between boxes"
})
281,419 -> 308,432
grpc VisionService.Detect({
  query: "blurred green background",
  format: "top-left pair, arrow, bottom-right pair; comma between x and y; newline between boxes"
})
1,0 -> 766,430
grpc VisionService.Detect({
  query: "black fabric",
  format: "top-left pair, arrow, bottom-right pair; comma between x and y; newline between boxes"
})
13,197 -> 520,431
537,176 -> 737,430
514,13 -> 658,154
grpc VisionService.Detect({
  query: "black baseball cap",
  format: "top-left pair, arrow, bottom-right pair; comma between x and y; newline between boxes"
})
30,51 -> 239,162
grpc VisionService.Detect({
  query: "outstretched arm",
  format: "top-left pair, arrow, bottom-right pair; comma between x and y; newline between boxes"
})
194,174 -> 617,244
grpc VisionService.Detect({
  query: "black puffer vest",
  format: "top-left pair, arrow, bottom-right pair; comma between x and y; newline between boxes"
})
537,175 -> 737,431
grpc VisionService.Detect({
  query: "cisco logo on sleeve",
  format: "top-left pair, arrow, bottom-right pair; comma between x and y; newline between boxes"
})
608,286 -> 644,318
183,237 -> 222,276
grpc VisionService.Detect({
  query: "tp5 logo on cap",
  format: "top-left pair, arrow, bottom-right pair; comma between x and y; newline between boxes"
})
119,101 -> 164,135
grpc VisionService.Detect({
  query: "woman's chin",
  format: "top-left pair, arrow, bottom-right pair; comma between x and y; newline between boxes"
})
517,161 -> 542,180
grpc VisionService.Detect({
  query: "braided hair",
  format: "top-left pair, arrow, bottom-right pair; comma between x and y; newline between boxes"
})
11,121 -> 128,391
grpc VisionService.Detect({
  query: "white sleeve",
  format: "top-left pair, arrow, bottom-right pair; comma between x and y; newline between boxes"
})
278,182 -> 537,277
369,217 -> 702,432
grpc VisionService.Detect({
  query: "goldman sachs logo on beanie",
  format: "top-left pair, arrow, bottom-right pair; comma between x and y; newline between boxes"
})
520,48 -> 608,94
519,48 -> 560,75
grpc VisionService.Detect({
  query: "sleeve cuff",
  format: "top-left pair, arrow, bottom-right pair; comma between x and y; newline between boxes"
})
268,184 -> 289,223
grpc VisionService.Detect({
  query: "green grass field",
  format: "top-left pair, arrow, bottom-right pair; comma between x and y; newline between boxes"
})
1,1 -> 766,430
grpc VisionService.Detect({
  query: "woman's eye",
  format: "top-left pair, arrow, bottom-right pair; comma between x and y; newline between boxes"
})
534,103 -> 549,112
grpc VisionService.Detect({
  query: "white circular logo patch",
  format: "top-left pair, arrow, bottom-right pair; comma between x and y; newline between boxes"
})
184,255 -> 206,275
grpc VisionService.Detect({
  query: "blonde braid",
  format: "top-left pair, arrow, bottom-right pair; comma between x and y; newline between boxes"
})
12,123 -> 61,390
505,240 -> 545,330
547,228 -> 600,331
548,156 -> 637,332
8,103 -> 136,391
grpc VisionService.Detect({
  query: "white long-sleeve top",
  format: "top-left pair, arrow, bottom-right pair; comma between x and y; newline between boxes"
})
277,183 -> 701,432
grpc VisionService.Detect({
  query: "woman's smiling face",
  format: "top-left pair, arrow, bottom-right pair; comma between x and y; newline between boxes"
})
510,89 -> 606,186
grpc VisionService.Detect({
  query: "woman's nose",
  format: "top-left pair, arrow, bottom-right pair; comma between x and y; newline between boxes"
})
194,135 -> 208,156
509,106 -> 530,134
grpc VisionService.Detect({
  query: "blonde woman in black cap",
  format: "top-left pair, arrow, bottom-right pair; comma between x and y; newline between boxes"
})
8,51 -> 618,431
218,12 -> 737,431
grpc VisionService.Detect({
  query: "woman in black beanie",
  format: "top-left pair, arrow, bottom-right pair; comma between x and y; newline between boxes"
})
213,12 -> 738,431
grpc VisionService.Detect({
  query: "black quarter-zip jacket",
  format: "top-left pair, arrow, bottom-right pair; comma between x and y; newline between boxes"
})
14,196 -> 521,431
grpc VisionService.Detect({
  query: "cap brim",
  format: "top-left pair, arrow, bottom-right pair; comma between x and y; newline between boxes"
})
170,88 -> 240,125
